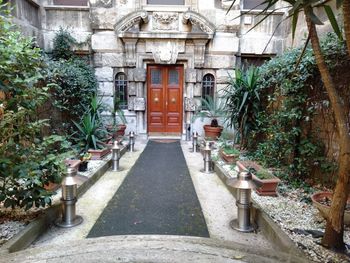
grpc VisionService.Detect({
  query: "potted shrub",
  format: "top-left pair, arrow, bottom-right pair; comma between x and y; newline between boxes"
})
311,192 -> 350,225
236,160 -> 280,196
194,95 -> 225,140
220,145 -> 240,164
78,152 -> 91,172
107,96 -> 127,139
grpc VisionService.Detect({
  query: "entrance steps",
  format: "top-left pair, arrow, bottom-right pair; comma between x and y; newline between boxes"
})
2,235 -> 308,263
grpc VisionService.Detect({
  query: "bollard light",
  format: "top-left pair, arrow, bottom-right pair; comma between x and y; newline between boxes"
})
191,132 -> 199,153
227,170 -> 260,232
201,141 -> 213,174
185,122 -> 191,141
112,140 -> 121,171
55,167 -> 83,228
129,131 -> 135,152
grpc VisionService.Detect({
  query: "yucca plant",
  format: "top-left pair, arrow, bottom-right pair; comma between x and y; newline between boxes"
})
194,95 -> 226,127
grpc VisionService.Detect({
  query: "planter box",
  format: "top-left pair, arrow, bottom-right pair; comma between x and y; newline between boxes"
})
311,192 -> 350,225
219,149 -> 239,164
237,160 -> 280,197
203,125 -> 223,140
88,148 -> 110,160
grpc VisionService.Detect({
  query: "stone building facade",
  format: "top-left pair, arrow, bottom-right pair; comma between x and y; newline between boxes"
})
9,0 -> 290,138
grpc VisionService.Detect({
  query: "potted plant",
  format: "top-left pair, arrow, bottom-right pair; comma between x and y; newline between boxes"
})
220,146 -> 240,164
194,95 -> 225,140
78,152 -> 91,172
236,160 -> 280,196
311,192 -> 350,225
107,96 -> 127,139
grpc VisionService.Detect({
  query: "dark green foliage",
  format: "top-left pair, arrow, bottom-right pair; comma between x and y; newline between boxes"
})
0,2 -> 73,210
254,33 -> 344,179
223,67 -> 261,148
47,29 -> 97,133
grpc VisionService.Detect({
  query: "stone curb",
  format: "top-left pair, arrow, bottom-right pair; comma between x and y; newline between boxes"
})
0,145 -> 128,254
213,161 -> 305,258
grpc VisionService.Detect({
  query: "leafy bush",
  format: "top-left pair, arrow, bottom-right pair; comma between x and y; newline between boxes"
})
254,33 -> 343,179
0,2 -> 73,209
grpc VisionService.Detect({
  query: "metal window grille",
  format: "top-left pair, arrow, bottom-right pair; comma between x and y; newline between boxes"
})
202,74 -> 215,110
115,73 -> 128,109
147,0 -> 184,5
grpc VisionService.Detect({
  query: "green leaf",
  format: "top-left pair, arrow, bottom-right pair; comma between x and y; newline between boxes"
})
291,11 -> 299,43
308,10 -> 324,25
324,5 -> 343,41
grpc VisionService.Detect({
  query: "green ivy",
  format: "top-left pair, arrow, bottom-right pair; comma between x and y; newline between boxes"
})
254,33 -> 343,180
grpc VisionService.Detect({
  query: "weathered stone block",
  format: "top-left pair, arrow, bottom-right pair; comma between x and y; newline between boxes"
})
89,0 -> 113,8
128,96 -> 136,111
208,32 -> 239,53
98,81 -> 114,96
134,97 -> 146,111
90,8 -> 118,30
91,31 -> 120,52
194,83 -> 202,97
95,67 -> 113,82
134,69 -> 146,82
205,55 -> 236,69
127,69 -> 134,81
100,95 -> 113,108
216,69 -> 234,84
128,82 -> 137,96
196,70 -> 203,82
185,69 -> 197,83
94,53 -> 124,67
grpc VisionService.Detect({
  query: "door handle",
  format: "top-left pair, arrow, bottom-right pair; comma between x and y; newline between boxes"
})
154,97 -> 159,103
171,98 -> 176,104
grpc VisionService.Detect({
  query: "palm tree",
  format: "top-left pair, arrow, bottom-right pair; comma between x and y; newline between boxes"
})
228,0 -> 350,249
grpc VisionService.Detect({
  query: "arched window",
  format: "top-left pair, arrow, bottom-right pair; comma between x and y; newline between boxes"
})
115,73 -> 128,110
202,74 -> 215,110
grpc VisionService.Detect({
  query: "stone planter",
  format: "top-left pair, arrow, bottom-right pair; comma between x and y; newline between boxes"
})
219,149 -> 239,164
236,160 -> 280,197
88,148 -> 110,160
311,192 -> 350,225
203,125 -> 223,140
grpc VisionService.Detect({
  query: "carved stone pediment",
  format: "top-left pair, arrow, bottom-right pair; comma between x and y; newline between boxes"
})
115,11 -> 149,34
182,11 -> 215,36
152,12 -> 179,31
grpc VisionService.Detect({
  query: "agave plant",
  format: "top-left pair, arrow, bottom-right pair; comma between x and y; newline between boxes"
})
223,67 -> 261,148
194,95 -> 226,127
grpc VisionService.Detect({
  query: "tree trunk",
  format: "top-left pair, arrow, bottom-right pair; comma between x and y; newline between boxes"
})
344,0 -> 350,54
305,8 -> 350,250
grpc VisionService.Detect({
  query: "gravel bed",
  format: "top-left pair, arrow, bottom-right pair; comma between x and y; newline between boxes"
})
215,152 -> 350,263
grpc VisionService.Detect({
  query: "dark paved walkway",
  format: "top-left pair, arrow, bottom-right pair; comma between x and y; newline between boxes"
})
87,140 -> 209,238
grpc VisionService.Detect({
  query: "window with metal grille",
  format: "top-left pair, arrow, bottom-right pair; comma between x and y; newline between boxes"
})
115,73 -> 128,110
202,74 -> 215,110
53,0 -> 88,6
147,0 -> 184,5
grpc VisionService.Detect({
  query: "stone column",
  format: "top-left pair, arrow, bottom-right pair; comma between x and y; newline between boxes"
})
185,69 -> 197,135
134,68 -> 146,134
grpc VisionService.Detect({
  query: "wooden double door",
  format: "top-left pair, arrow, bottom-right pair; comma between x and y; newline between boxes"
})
147,65 -> 183,134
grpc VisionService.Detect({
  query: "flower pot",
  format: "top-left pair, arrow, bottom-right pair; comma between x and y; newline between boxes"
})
117,124 -> 127,137
78,161 -> 88,172
311,192 -> 350,225
236,160 -> 280,197
88,148 -> 110,160
203,125 -> 223,140
219,149 -> 239,164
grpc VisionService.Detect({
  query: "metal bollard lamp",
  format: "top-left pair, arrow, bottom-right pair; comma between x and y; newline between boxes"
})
185,122 -> 191,141
227,170 -> 259,232
129,131 -> 135,152
112,140 -> 121,171
55,167 -> 83,228
191,132 -> 199,152
201,141 -> 213,174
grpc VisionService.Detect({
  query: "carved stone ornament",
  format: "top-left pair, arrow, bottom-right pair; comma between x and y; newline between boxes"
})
151,41 -> 181,64
182,11 -> 215,35
89,0 -> 112,8
152,12 -> 179,31
193,40 -> 207,68
123,39 -> 138,67
185,97 -> 197,112
134,97 -> 146,111
115,11 -> 149,34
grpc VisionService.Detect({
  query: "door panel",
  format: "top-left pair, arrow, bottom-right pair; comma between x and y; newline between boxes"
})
147,65 -> 183,133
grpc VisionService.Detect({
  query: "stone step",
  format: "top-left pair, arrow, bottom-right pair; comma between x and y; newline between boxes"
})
2,235 -> 309,263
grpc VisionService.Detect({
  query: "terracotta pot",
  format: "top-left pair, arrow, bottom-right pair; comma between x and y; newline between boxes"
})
236,160 -> 280,197
219,149 -> 239,164
88,148 -> 110,160
117,124 -> 127,136
203,125 -> 223,140
44,182 -> 60,191
311,192 -> 350,225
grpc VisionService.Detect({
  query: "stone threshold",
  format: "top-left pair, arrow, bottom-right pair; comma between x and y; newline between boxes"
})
0,144 -> 129,254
